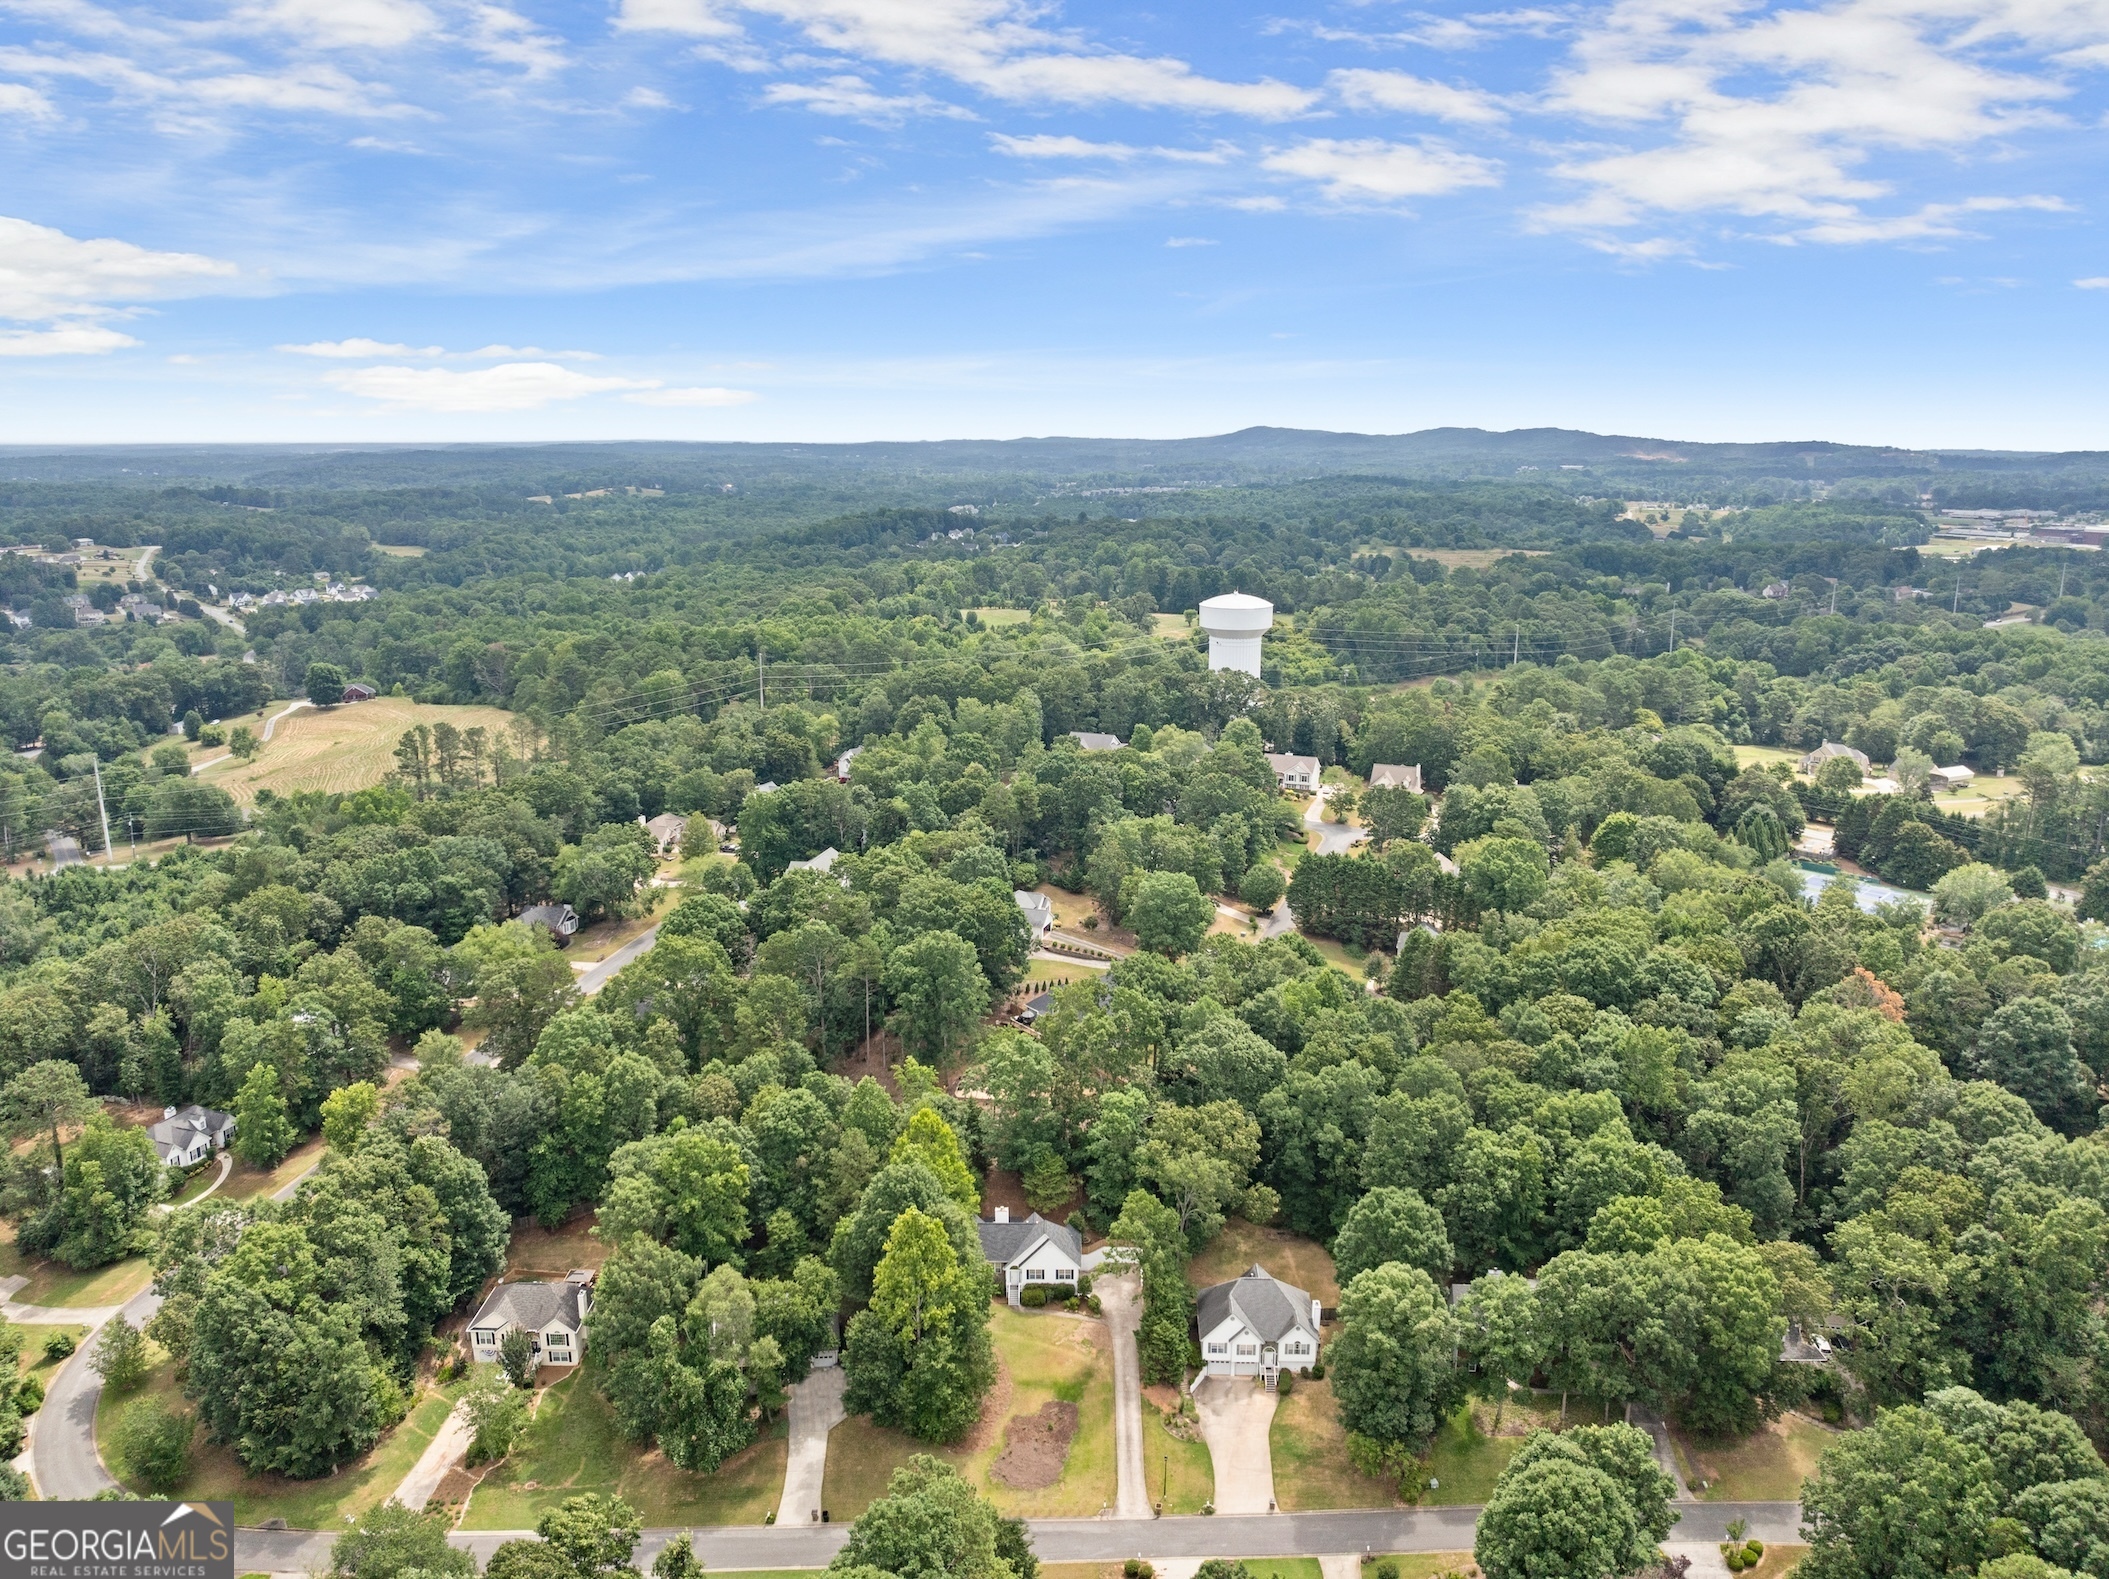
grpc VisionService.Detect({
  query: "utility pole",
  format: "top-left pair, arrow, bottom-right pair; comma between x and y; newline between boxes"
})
758,647 -> 765,713
90,758 -> 111,866
1513,623 -> 1521,667
1954,580 -> 1961,614
1668,611 -> 1676,653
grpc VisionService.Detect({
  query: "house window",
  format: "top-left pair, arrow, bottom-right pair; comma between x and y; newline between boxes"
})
473,1330 -> 496,1348
1025,1267 -> 1046,1281
1054,1267 -> 1075,1281
1236,1345 -> 1258,1357
1206,1344 -> 1228,1356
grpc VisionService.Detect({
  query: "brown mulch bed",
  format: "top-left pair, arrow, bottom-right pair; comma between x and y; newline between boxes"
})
991,1400 -> 1080,1490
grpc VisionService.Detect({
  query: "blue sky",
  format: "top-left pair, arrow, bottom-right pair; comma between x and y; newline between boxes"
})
2,0 -> 2108,446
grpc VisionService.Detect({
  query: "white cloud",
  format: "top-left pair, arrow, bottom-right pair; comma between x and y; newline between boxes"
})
2077,276 -> 2109,288
326,360 -> 655,411
280,338 -> 604,359
1532,0 -> 2094,248
0,323 -> 140,355
0,45 -> 418,119
230,0 -> 438,49
1262,138 -> 1503,202
279,337 -> 443,357
1329,68 -> 1510,125
612,0 -> 741,36
763,74 -> 974,122
991,132 -> 1138,159
618,0 -> 1317,119
0,214 -> 237,322
465,6 -> 568,76
622,385 -> 758,405
1165,235 -> 1217,246
989,132 -> 1231,162
625,85 -> 675,107
0,82 -> 57,119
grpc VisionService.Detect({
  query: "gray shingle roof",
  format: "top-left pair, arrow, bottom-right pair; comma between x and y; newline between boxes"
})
145,1105 -> 234,1163
469,1279 -> 589,1335
976,1213 -> 1082,1268
1196,1264 -> 1318,1345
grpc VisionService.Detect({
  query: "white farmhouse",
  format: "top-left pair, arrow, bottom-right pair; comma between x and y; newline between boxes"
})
147,1105 -> 235,1168
976,1207 -> 1083,1306
1196,1264 -> 1322,1387
467,1270 -> 595,1371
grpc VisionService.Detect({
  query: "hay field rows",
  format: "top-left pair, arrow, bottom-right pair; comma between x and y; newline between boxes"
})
197,696 -> 518,804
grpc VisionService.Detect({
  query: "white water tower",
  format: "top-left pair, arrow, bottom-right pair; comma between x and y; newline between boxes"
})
1198,591 -> 1273,677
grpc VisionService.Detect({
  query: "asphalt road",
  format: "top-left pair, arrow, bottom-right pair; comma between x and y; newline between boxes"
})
231,1504 -> 1805,1572
34,1284 -> 163,1500
577,924 -> 661,996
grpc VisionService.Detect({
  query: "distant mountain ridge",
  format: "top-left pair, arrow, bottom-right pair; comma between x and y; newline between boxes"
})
1,425 -> 2104,489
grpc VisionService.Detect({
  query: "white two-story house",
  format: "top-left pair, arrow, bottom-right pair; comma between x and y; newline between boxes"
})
467,1270 -> 595,1371
976,1207 -> 1084,1306
1195,1264 -> 1323,1387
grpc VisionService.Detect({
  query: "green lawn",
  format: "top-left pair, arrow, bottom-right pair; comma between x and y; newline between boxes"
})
1244,1561 -> 1321,1579
214,1138 -> 326,1204
1270,1376 -> 1398,1510
1370,1557 -> 1479,1579
18,1324 -> 87,1383
1420,1404 -> 1523,1505
1139,1398 -> 1212,1515
1685,1414 -> 1841,1503
0,1232 -> 151,1308
169,1161 -> 227,1208
96,1346 -> 461,1526
821,1308 -> 1117,1520
1188,1220 -> 1340,1307
463,1367 -> 784,1530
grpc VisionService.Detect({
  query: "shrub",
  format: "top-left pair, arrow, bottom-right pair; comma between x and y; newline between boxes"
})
41,1331 -> 74,1361
1086,1295 -> 1102,1315
14,1376 -> 42,1416
1276,1372 -> 1295,1396
91,1319 -> 149,1393
498,1329 -> 537,1389
1375,1562 -> 1401,1579
1076,1273 -> 1093,1299
1745,1541 -> 1765,1560
1021,1286 -> 1049,1308
1309,1361 -> 1326,1380
112,1400 -> 193,1495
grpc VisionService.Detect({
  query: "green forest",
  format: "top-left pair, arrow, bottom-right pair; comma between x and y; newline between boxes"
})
8,437 -> 2109,1579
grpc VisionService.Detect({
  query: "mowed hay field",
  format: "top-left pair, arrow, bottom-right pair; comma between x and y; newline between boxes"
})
197,697 -> 518,804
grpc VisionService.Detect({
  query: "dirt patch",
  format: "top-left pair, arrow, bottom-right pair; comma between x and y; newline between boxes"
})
991,1400 -> 1079,1490
1142,1383 -> 1182,1414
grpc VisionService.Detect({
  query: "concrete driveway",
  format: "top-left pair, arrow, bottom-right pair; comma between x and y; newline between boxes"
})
1192,1376 -> 1278,1516
1094,1270 -> 1150,1518
778,1366 -> 846,1526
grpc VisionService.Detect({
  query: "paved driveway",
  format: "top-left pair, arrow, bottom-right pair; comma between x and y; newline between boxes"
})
1192,1375 -> 1278,1515
1305,787 -> 1369,858
778,1366 -> 846,1526
33,1283 -> 163,1499
1094,1270 -> 1150,1518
